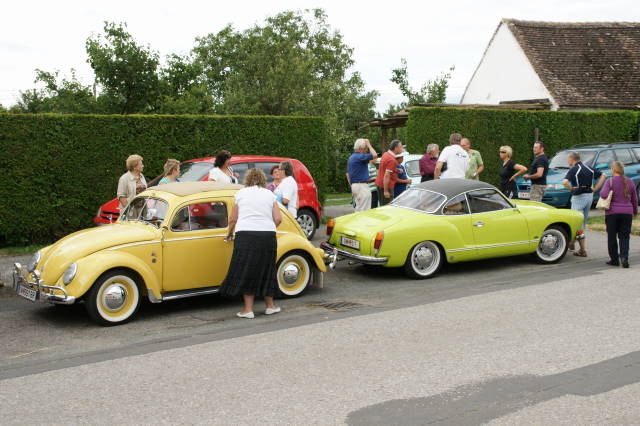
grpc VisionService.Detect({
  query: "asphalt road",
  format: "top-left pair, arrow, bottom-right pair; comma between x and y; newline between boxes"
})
1,208 -> 639,424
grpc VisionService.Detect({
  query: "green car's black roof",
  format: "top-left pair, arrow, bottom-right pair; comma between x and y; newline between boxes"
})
413,178 -> 497,199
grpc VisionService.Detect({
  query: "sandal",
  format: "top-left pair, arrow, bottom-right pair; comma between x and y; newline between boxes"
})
573,250 -> 587,257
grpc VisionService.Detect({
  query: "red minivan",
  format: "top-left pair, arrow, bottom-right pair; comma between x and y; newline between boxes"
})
95,155 -> 322,239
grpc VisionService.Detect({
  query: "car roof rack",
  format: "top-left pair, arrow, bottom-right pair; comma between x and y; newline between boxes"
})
570,141 -> 640,148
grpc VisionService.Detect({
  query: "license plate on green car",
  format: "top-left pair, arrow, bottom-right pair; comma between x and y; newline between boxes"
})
340,236 -> 360,250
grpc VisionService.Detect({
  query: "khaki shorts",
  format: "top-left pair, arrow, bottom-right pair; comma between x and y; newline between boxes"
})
530,184 -> 546,202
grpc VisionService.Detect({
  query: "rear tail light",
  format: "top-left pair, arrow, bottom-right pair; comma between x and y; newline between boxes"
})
374,231 -> 384,255
326,219 -> 335,236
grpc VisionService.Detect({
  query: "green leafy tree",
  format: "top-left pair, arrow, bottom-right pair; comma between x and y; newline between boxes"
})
13,69 -> 97,113
86,22 -> 161,114
156,54 -> 215,114
389,58 -> 454,113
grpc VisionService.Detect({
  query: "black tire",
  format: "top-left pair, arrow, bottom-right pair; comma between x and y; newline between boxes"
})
85,269 -> 142,326
534,225 -> 569,264
276,252 -> 312,297
403,241 -> 444,279
296,208 -> 318,240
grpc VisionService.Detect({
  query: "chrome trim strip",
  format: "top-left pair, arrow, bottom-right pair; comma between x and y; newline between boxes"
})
446,239 -> 538,253
161,287 -> 220,301
164,234 -> 226,242
108,241 -> 159,250
320,242 -> 388,265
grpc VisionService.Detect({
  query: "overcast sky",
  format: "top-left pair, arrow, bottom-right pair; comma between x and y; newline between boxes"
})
1,0 -> 638,113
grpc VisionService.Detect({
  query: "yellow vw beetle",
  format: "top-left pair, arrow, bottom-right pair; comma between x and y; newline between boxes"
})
12,182 -> 327,325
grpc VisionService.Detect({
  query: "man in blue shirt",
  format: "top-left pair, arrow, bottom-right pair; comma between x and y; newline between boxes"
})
347,138 -> 378,212
562,151 -> 606,257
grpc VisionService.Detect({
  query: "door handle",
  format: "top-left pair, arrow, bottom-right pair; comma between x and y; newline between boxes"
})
473,221 -> 484,227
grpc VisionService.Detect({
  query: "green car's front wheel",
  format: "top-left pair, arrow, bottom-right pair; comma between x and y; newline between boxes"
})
404,241 -> 444,279
535,225 -> 569,264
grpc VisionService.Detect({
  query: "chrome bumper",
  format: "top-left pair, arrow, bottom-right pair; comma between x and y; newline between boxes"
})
12,263 -> 76,305
320,242 -> 388,266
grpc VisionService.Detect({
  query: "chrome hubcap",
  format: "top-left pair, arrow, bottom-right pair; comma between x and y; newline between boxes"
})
102,283 -> 127,312
414,247 -> 434,270
282,263 -> 300,287
537,229 -> 565,260
541,234 -> 558,253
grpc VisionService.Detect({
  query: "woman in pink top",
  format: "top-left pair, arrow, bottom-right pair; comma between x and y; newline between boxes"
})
599,161 -> 638,268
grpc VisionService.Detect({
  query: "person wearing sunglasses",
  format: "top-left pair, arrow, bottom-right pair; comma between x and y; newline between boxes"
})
498,146 -> 527,198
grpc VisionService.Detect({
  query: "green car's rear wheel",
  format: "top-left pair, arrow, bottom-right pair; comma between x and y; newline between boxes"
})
535,225 -> 568,264
404,241 -> 443,279
85,270 -> 141,326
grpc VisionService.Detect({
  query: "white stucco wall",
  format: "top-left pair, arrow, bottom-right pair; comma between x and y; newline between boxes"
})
461,23 -> 557,109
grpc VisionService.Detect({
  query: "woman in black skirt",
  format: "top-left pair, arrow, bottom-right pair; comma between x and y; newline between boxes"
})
498,145 -> 527,199
221,168 -> 283,319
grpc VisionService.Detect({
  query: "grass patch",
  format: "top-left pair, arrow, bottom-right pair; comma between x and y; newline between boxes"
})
0,244 -> 45,257
320,215 -> 334,224
325,192 -> 353,206
587,215 -> 640,236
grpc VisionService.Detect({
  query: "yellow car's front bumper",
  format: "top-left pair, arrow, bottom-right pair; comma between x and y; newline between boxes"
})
12,263 -> 76,305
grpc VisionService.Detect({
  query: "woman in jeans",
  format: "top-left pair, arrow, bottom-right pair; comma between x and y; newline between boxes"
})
599,161 -> 638,268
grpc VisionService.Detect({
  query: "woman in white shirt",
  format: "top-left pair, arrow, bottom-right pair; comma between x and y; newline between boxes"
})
220,168 -> 283,319
275,161 -> 298,217
208,150 -> 238,184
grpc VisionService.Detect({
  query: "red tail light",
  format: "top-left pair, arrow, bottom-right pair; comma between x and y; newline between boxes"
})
326,218 -> 335,236
374,231 -> 384,254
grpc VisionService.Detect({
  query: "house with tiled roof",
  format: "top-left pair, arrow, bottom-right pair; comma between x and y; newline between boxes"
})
461,19 -> 640,110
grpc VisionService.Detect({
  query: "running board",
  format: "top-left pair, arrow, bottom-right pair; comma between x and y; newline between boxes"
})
148,286 -> 220,303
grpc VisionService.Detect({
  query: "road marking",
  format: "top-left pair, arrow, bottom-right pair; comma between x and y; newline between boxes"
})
8,347 -> 49,359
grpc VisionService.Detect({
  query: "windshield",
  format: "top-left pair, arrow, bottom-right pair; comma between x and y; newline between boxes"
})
391,188 -> 446,213
120,197 -> 169,227
549,150 -> 596,169
178,161 -> 214,182
404,160 -> 421,177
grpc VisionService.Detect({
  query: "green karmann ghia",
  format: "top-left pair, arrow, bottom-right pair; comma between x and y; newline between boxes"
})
321,179 -> 584,279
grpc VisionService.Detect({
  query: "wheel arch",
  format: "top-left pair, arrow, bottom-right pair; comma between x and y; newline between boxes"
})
547,221 -> 572,240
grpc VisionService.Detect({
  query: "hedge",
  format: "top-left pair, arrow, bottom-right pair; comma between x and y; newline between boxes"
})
405,107 -> 640,188
0,114 -> 329,246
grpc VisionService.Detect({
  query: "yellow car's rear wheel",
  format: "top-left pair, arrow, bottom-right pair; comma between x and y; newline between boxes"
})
404,241 -> 444,279
85,270 -> 141,326
277,253 -> 311,297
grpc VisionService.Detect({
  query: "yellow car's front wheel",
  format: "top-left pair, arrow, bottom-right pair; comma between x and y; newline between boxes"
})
277,253 -> 311,297
85,270 -> 141,326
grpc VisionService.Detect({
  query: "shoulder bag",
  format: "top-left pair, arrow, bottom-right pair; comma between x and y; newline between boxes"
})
595,179 -> 613,210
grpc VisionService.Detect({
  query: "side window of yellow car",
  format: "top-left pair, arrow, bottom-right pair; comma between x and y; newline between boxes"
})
171,201 -> 229,231
442,194 -> 470,215
467,190 -> 512,213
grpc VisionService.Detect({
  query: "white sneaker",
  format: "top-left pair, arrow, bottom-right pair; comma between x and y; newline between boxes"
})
265,307 -> 281,315
236,311 -> 254,319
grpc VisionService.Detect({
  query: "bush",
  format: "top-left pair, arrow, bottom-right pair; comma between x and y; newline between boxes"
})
0,113 -> 329,246
405,107 -> 640,187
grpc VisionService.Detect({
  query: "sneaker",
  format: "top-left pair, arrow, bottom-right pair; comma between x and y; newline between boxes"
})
265,307 -> 281,315
236,311 -> 254,319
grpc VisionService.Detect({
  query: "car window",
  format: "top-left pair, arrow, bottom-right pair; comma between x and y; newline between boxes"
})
442,194 -> 470,215
594,150 -> 615,169
615,149 -> 635,165
120,197 -> 168,227
404,160 -> 421,178
230,163 -> 250,184
171,201 -> 228,231
254,162 -> 280,184
549,150 -> 596,169
391,188 -> 446,213
467,189 -> 512,213
632,148 -> 640,162
177,161 -> 214,182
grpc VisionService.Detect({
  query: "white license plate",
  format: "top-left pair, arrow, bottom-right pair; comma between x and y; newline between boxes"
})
18,284 -> 37,301
518,192 -> 530,199
340,236 -> 360,250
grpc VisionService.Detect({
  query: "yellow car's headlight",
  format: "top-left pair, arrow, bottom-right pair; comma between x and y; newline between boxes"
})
27,251 -> 41,272
63,263 -> 78,286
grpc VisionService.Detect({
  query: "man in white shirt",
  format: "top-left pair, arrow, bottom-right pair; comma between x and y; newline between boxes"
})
434,133 -> 470,179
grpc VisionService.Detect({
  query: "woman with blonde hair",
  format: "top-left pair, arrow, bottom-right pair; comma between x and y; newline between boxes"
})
599,161 -> 638,268
117,154 -> 147,210
498,146 -> 527,198
219,168 -> 283,318
159,159 -> 180,184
